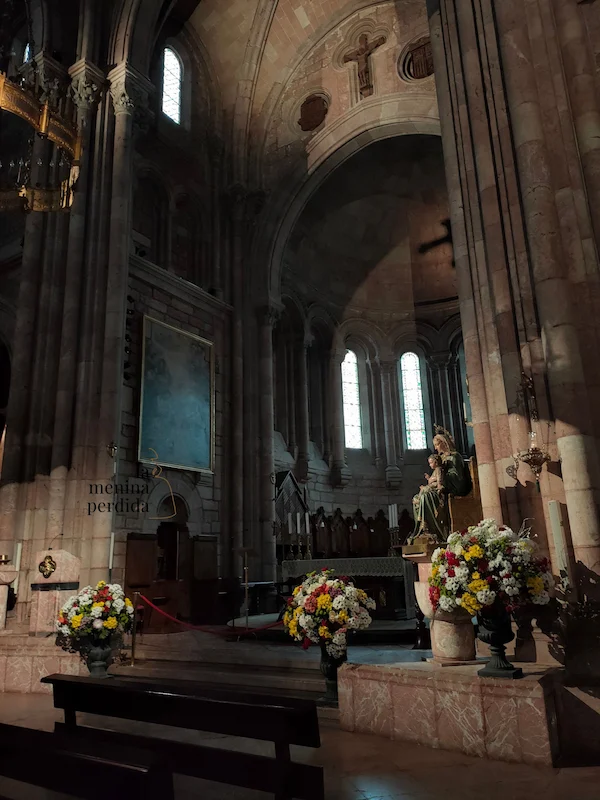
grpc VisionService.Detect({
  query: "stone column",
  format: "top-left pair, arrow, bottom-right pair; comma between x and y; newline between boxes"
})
0,135 -> 48,556
295,336 -> 311,482
366,358 -> 382,468
47,60 -> 104,549
330,350 -> 351,487
426,0 -> 505,523
209,136 -> 224,297
87,64 -> 152,586
495,0 -> 600,575
259,306 -> 278,582
228,185 -> 247,574
427,352 -> 452,433
286,342 -> 297,457
379,361 -> 402,488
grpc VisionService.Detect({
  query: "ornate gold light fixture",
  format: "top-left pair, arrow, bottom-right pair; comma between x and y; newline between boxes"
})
513,374 -> 551,490
0,0 -> 82,214
0,68 -> 81,212
514,431 -> 550,490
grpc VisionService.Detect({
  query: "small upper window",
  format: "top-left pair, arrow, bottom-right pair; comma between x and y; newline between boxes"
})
162,47 -> 182,124
23,42 -> 31,63
341,350 -> 363,449
400,351 -> 427,449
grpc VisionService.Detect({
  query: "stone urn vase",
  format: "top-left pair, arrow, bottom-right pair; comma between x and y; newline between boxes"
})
476,603 -> 523,679
414,581 -> 476,663
319,642 -> 347,702
81,638 -> 114,678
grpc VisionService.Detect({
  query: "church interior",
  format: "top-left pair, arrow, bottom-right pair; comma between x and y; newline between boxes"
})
1,0 -> 600,798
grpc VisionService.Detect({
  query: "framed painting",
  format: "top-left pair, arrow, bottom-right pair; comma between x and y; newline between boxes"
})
138,316 -> 214,473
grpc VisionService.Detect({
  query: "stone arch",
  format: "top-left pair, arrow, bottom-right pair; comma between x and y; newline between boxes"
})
262,117 -> 442,300
141,473 -> 204,537
338,318 -> 384,361
109,0 -> 165,74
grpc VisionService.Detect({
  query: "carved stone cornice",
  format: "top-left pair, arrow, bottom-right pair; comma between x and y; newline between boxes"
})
68,59 -> 105,112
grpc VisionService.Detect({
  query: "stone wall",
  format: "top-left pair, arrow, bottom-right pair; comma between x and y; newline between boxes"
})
107,256 -> 232,586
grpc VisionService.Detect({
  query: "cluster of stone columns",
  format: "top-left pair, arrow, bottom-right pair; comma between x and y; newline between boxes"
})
0,3 -> 160,620
427,0 -> 600,584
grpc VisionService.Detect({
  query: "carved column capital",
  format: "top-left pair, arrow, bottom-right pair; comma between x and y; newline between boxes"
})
68,60 -> 105,111
428,351 -> 452,370
259,304 -> 281,328
107,63 -> 154,135
377,359 -> 397,377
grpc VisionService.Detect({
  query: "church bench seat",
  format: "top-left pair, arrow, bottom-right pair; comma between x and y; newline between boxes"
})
0,721 -> 173,799
41,673 -> 325,800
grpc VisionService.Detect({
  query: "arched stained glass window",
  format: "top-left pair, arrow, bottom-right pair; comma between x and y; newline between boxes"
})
23,42 -> 31,63
162,47 -> 182,124
400,351 -> 427,449
341,350 -> 363,449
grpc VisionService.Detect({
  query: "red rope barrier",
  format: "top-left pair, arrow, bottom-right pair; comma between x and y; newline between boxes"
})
138,595 -> 284,637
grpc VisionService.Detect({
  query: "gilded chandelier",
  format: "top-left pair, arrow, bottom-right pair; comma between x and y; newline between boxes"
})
0,0 -> 81,212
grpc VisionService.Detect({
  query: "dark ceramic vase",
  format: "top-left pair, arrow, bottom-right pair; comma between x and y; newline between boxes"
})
82,639 -> 113,678
477,604 -> 523,679
319,642 -> 347,701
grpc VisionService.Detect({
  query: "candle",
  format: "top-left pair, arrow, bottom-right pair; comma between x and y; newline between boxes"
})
288,513 -> 293,535
13,542 -> 22,597
305,512 -> 310,537
296,512 -> 301,539
108,531 -> 115,572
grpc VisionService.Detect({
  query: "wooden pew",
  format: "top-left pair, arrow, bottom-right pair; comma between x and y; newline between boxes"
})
0,721 -> 173,799
42,674 -> 325,800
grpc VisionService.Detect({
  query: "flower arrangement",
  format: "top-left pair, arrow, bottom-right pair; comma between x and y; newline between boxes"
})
56,581 -> 134,646
283,569 -> 375,658
428,519 -> 554,617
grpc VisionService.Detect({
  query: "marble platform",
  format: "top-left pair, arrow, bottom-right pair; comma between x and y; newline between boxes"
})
339,661 -> 559,766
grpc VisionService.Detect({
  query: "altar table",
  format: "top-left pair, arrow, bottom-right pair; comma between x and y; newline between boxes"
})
281,557 -> 416,620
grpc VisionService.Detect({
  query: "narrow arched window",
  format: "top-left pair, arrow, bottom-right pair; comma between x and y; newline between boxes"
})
400,351 -> 427,449
23,42 -> 31,63
162,47 -> 182,124
341,350 -> 363,449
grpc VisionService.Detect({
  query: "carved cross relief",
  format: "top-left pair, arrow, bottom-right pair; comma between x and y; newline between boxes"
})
343,33 -> 387,99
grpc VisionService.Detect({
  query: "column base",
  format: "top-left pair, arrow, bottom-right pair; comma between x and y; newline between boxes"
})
330,463 -> 351,488
385,464 -> 402,489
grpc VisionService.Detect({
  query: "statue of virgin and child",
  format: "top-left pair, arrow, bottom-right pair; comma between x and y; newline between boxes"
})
409,426 -> 472,545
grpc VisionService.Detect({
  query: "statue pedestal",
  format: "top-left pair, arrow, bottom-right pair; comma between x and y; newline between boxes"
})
0,564 -> 17,630
29,549 -> 80,637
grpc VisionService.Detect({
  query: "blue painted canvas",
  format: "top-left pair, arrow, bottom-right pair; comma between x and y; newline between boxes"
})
139,317 -> 213,472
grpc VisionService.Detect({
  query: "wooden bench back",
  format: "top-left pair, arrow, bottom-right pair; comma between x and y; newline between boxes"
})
0,722 -> 173,800
42,674 -> 321,748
